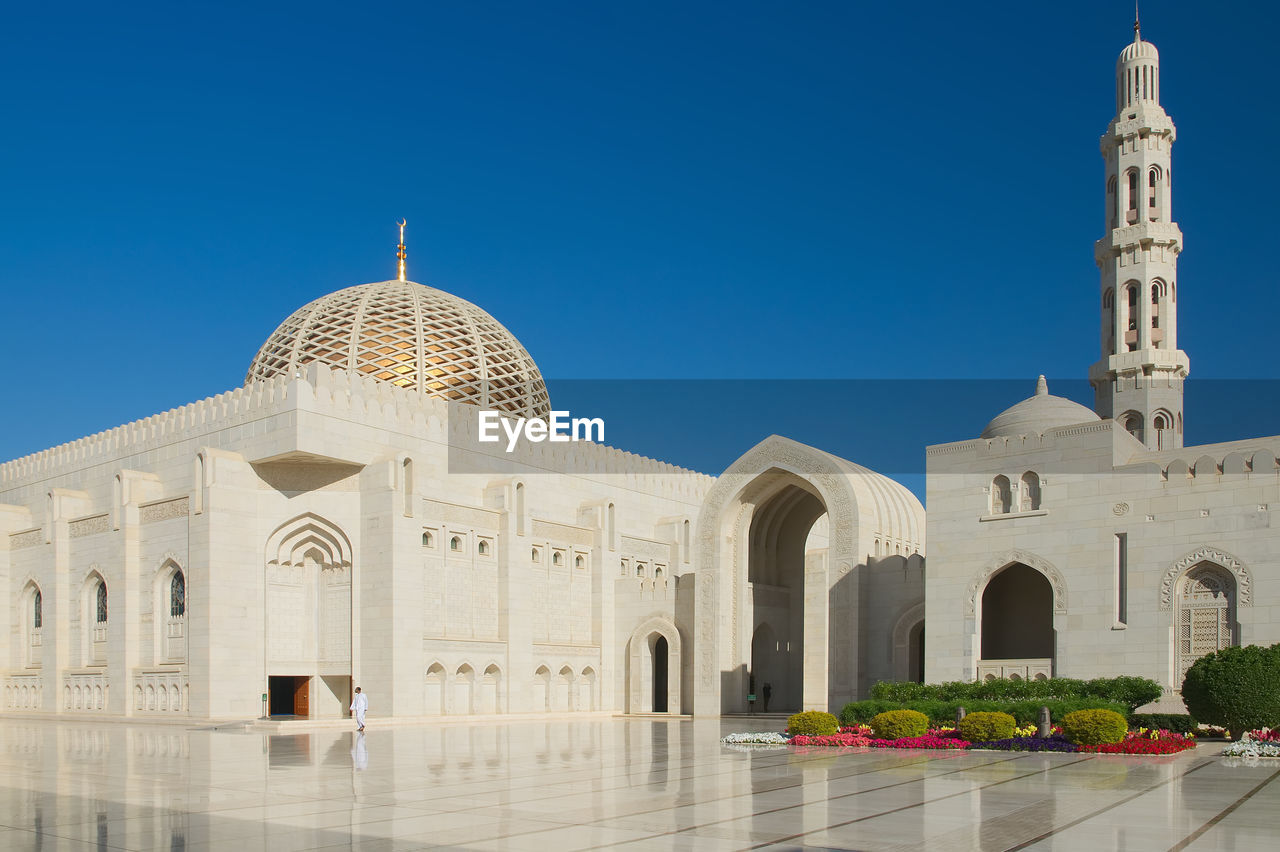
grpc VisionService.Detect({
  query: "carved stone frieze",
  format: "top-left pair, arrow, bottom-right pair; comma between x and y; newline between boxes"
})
69,515 -> 110,538
965,550 -> 1068,616
9,529 -> 42,549
140,497 -> 189,524
1159,546 -> 1253,609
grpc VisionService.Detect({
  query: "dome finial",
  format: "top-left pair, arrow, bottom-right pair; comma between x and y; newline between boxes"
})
396,219 -> 408,282
1134,0 -> 1141,42
1035,375 -> 1048,396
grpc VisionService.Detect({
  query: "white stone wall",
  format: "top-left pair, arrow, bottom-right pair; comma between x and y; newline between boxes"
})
927,420 -> 1280,693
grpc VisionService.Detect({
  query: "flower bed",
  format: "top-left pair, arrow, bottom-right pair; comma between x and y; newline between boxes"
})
723,725 -> 1195,755
1222,728 -> 1280,758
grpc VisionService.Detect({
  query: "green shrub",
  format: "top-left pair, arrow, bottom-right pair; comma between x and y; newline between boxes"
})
1089,676 -> 1164,712
957,711 -> 1017,742
870,709 -> 929,739
786,711 -> 839,736
1128,713 -> 1198,735
868,676 -> 1163,712
1061,709 -> 1128,745
840,697 -> 1129,727
1181,644 -> 1280,736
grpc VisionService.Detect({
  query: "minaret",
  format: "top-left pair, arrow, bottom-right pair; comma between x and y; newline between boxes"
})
1089,16 -> 1190,451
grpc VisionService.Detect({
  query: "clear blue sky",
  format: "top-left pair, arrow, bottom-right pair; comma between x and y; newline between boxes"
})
2,1 -> 1276,496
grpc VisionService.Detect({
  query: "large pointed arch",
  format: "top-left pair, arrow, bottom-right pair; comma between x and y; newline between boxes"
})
692,434 -> 924,715
965,550 -> 1068,616
626,617 -> 682,715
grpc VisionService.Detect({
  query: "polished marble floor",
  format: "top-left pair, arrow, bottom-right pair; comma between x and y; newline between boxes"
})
0,716 -> 1275,851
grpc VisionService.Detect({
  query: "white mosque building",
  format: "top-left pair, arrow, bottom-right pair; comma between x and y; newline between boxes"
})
2,23 -> 1277,721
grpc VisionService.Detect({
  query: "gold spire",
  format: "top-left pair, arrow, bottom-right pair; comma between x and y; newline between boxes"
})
396,219 -> 407,282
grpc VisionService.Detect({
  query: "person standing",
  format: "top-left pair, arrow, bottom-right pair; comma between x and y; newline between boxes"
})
350,687 -> 368,731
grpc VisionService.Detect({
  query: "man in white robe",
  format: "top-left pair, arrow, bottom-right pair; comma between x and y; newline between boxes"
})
350,687 -> 368,731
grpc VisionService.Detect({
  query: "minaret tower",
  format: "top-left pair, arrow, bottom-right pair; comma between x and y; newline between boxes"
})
1088,16 -> 1189,451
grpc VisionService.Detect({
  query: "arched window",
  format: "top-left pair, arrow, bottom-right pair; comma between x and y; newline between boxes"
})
990,476 -> 1012,514
636,564 -> 644,577
170,572 -> 186,618
531,547 -> 540,562
654,566 -> 664,579
422,531 -> 433,547
1127,285 -> 1138,330
1122,412 -> 1144,444
33,590 -> 42,630
95,582 -> 108,624
574,554 -> 584,569
478,540 -> 489,556
1148,167 -> 1159,210
1152,411 -> 1172,451
450,536 -> 461,552
1127,169 -> 1139,214
1176,564 -> 1237,685
1107,174 -> 1119,229
552,551 -> 562,566
1019,472 -> 1041,512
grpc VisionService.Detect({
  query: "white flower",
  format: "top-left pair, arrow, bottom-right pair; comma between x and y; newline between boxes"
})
721,732 -> 789,745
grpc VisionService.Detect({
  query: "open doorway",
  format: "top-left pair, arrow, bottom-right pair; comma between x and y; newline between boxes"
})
268,675 -> 311,716
652,635 -> 669,712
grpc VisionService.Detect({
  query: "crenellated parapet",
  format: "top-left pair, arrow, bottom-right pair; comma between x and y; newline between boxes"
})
2,364 -> 716,505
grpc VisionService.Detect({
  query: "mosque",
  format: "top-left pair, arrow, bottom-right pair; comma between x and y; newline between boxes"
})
2,24 -> 1276,721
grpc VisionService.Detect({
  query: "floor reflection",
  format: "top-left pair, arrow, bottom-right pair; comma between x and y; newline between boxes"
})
0,717 -> 1268,851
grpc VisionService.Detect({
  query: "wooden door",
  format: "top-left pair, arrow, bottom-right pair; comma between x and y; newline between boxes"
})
294,677 -> 310,716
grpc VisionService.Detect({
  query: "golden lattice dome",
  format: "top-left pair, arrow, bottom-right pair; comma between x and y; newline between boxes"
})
246,279 -> 550,418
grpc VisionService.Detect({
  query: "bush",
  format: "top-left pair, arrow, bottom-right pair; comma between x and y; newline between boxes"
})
786,711 -> 839,736
957,711 -> 1017,742
1061,709 -> 1128,745
870,709 -> 929,739
840,697 -> 1129,727
1181,644 -> 1280,736
1128,713 -> 1198,735
868,676 -> 1163,712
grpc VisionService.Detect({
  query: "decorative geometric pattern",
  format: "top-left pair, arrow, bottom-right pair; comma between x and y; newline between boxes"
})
1159,547 -> 1252,609
245,279 -> 550,418
965,550 -> 1068,616
1176,565 -> 1235,684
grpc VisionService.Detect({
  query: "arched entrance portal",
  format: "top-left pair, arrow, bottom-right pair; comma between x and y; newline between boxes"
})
627,618 -> 681,714
264,514 -> 353,717
694,435 -> 926,715
746,481 -> 826,712
979,563 -> 1054,680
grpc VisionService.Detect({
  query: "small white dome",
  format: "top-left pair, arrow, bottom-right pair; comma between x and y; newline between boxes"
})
1119,38 -> 1159,64
246,279 -> 550,418
980,376 -> 1100,439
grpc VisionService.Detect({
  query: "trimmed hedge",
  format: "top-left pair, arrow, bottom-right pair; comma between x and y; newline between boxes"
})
1061,709 -> 1128,745
786,711 -> 839,736
840,698 -> 1129,727
1181,644 -> 1280,736
957,711 -> 1016,743
1128,713 -> 1197,735
870,709 -> 929,739
869,676 -> 1162,712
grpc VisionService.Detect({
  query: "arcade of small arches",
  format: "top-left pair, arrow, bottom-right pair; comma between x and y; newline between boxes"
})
1102,278 -> 1176,357
988,471 -> 1043,516
1106,164 -> 1169,231
421,661 -> 600,715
